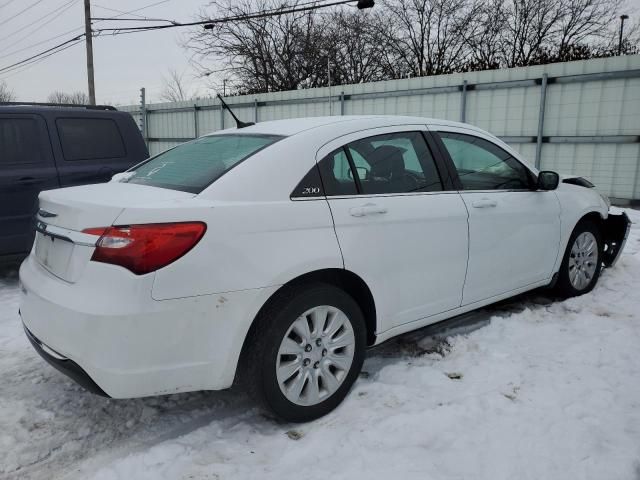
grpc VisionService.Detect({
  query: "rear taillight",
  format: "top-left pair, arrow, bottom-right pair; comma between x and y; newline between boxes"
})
82,222 -> 206,275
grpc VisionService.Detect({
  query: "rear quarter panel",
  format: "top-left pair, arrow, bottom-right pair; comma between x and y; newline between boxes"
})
113,198 -> 343,300
125,128 -> 347,300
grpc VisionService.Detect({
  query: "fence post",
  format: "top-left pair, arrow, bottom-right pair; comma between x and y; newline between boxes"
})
139,87 -> 147,147
460,80 -> 468,123
219,100 -> 225,130
340,91 -> 345,115
535,73 -> 548,169
193,104 -> 199,138
254,99 -> 258,123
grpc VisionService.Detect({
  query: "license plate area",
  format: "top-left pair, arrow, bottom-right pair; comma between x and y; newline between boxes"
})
35,231 -> 75,280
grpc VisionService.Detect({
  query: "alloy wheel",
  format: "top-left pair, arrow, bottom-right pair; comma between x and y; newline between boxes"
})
568,231 -> 598,290
276,305 -> 355,406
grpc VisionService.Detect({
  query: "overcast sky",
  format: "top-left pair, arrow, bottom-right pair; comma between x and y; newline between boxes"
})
1,0 -> 639,107
0,0 -> 213,105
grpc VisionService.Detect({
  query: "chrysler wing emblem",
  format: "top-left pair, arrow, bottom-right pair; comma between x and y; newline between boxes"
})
38,209 -> 57,218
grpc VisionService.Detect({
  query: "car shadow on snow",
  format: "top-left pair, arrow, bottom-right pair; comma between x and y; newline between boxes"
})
365,288 -> 559,363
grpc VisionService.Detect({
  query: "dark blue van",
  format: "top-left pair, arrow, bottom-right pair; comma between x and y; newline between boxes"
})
0,103 -> 148,258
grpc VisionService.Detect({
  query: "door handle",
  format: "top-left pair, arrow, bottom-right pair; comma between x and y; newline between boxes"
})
18,177 -> 42,186
471,198 -> 497,208
349,203 -> 388,217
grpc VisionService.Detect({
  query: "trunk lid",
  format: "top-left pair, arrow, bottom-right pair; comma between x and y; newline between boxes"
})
34,182 -> 195,282
38,182 -> 194,231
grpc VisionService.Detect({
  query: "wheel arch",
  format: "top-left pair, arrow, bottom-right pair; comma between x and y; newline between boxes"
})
239,269 -> 378,368
552,207 -> 607,280
576,210 -> 605,228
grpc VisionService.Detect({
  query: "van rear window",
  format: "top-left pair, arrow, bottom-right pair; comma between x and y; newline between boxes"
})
125,134 -> 282,193
56,118 -> 126,161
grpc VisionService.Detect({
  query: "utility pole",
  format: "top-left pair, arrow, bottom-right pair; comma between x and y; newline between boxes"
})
619,15 -> 629,55
84,0 -> 96,105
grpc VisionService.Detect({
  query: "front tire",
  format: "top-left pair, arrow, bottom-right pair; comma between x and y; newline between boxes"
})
555,220 -> 603,297
243,283 -> 366,422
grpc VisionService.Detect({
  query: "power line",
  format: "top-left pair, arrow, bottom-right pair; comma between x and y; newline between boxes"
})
0,0 -> 169,76
92,17 -> 177,23
0,26 -> 83,60
0,0 -> 18,8
92,0 -> 172,21
0,0 -> 48,28
0,0 -> 362,80
0,34 -> 85,74
94,0 -> 357,35
0,37 -> 84,78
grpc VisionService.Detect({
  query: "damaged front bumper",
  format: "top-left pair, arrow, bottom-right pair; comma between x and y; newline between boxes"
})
602,212 -> 631,267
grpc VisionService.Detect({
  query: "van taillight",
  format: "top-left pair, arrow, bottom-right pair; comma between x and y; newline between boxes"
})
82,222 -> 206,275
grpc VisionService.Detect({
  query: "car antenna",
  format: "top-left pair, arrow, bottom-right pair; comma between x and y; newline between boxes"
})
216,93 -> 254,129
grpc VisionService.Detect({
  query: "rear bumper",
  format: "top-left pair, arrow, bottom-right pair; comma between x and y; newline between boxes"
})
19,255 -> 277,398
23,324 -> 109,397
603,212 -> 631,267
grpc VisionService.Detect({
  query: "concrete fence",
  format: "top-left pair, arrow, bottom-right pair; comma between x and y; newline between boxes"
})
121,55 -> 640,202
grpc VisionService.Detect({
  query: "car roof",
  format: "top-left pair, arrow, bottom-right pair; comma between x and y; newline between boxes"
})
207,115 -> 484,137
0,105 -> 120,115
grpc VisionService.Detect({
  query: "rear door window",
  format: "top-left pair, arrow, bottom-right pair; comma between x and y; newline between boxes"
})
317,131 -> 443,196
56,118 -> 126,161
348,132 -> 443,194
0,117 -> 44,167
126,134 -> 282,193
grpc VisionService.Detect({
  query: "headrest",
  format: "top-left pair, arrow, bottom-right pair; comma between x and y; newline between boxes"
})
369,145 -> 405,179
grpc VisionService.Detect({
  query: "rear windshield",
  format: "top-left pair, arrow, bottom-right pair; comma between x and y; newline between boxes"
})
126,134 -> 283,193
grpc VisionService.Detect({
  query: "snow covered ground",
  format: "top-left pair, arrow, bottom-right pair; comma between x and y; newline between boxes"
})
2,208 -> 639,480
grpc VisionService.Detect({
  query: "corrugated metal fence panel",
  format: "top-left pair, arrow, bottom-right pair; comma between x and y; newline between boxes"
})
467,86 -> 541,137
123,55 -> 640,200
545,81 -> 640,136
149,141 -> 182,156
541,144 -> 640,199
149,110 -> 193,140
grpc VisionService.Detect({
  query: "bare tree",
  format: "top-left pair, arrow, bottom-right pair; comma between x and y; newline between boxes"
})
500,0 -> 564,66
0,81 -> 16,102
47,91 -> 90,104
381,0 -> 482,76
160,69 -> 198,102
463,0 -> 508,70
186,0 -> 327,93
466,0 -> 630,68
322,9 -> 398,84
557,0 -> 625,54
183,0 -> 636,93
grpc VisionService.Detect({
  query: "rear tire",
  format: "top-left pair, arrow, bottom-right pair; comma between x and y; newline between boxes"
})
554,220 -> 603,298
242,283 -> 366,422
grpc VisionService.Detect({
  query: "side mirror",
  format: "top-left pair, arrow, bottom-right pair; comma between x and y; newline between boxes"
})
537,171 -> 559,191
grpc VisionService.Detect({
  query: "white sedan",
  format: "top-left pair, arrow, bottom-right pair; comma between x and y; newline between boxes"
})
19,116 -> 630,422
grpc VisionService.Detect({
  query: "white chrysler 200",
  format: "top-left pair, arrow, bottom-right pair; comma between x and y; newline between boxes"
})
19,116 -> 630,422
